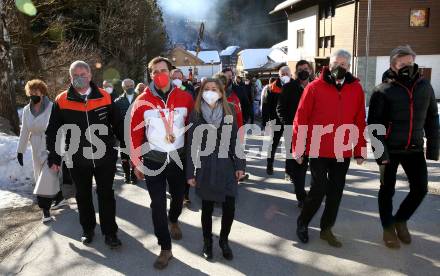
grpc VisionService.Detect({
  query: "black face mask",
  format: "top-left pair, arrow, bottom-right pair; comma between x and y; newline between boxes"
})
330,66 -> 347,80
397,63 -> 417,80
30,95 -> 41,104
297,70 -> 310,81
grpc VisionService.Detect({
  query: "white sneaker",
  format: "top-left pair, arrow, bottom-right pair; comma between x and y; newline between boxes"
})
42,210 -> 52,223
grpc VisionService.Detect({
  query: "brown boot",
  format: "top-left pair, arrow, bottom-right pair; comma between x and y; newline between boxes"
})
395,222 -> 411,244
154,250 -> 173,270
383,228 -> 400,249
170,222 -> 182,240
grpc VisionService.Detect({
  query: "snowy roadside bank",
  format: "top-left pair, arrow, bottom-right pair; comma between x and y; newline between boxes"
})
0,133 -> 35,209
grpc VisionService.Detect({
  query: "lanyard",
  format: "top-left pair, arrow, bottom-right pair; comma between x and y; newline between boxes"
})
159,104 -> 175,143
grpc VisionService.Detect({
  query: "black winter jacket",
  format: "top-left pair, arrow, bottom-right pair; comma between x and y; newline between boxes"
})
368,73 -> 439,163
46,82 -> 124,168
276,79 -> 304,125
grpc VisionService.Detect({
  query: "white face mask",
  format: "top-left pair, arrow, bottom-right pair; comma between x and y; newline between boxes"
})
172,79 -> 183,87
104,87 -> 113,94
202,90 -> 220,105
281,76 -> 291,84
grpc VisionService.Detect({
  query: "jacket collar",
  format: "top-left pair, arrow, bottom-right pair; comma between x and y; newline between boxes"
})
67,82 -> 103,102
383,66 -> 421,88
321,66 -> 357,89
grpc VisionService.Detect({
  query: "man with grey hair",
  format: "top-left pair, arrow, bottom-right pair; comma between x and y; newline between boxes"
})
293,49 -> 367,247
368,45 -> 439,249
46,60 -> 124,248
115,78 -> 138,184
266,65 -> 292,175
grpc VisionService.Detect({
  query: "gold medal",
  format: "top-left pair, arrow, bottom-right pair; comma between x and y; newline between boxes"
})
165,133 -> 176,144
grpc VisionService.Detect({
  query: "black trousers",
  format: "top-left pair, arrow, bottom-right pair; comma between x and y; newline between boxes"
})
378,151 -> 428,228
268,118 -> 284,164
70,163 -> 118,235
286,157 -> 309,202
298,158 -> 350,231
201,196 -> 235,241
37,191 -> 63,211
144,159 -> 185,250
261,102 -> 270,131
121,152 -> 135,180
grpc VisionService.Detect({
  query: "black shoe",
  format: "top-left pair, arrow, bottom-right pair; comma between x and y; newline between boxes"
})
105,234 -> 122,249
219,239 -> 233,260
266,164 -> 274,175
238,173 -> 249,182
296,219 -> 309,243
81,231 -> 94,245
203,239 -> 213,260
320,229 -> 342,248
124,176 -> 131,184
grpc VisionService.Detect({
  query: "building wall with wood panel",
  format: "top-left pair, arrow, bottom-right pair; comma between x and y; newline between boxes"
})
356,0 -> 440,56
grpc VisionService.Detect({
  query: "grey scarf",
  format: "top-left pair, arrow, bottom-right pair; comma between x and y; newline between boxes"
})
201,101 -> 223,128
30,96 -> 50,117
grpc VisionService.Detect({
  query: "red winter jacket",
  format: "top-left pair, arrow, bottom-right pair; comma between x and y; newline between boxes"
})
130,85 -> 194,166
227,91 -> 244,129
292,67 -> 367,159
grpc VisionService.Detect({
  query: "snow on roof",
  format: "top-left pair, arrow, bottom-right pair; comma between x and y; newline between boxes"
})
268,48 -> 288,63
270,0 -> 302,14
238,49 -> 272,70
189,50 -> 221,63
271,40 -> 289,49
220,46 -> 240,56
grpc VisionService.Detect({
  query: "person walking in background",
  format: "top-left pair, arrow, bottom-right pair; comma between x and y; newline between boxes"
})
293,50 -> 367,248
244,77 -> 256,124
215,72 -> 244,130
186,78 -> 245,261
171,68 -> 195,99
260,77 -> 275,132
222,68 -> 250,125
368,45 -> 439,249
135,82 -> 146,94
266,66 -> 292,175
130,57 -> 194,270
17,79 -> 67,223
115,78 -> 138,184
46,61 -> 124,248
103,80 -> 118,102
277,60 -> 313,208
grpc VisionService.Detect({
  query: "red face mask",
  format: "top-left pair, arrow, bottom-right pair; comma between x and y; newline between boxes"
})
153,73 -> 170,90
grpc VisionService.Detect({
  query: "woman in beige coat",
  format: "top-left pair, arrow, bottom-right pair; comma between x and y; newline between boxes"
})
17,79 -> 66,222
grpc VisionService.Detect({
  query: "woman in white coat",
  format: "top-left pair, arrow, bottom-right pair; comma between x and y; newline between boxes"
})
17,79 -> 66,222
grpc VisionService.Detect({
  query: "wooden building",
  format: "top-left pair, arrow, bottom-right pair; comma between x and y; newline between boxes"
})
271,0 -> 440,98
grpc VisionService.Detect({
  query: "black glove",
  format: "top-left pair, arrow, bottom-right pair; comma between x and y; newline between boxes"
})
17,153 -> 23,166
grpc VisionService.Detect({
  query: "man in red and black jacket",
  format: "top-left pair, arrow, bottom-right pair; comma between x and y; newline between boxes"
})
46,61 -> 124,248
368,45 -> 439,249
292,50 -> 367,247
130,57 -> 194,270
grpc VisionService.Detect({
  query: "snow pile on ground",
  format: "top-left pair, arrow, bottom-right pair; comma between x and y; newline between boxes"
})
0,133 -> 35,209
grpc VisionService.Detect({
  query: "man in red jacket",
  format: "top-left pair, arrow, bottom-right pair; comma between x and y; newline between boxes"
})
130,57 -> 194,269
292,49 -> 367,247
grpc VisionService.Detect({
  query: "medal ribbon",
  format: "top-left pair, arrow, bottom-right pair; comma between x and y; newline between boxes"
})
159,104 -> 174,139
